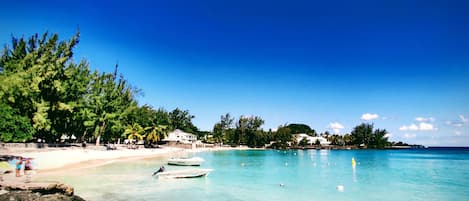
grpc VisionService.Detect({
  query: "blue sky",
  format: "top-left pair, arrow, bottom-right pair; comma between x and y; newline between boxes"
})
1,0 -> 469,146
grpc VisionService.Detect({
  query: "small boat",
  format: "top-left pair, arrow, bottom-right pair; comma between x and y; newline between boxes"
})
168,157 -> 204,166
154,168 -> 213,179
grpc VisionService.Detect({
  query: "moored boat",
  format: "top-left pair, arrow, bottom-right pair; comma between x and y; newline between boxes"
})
154,168 -> 213,179
168,157 -> 204,166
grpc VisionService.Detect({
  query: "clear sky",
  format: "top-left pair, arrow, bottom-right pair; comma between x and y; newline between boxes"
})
1,0 -> 469,146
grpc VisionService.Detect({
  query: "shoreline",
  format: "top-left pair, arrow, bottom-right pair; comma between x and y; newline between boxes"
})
1,145 -> 257,177
0,145 -> 257,199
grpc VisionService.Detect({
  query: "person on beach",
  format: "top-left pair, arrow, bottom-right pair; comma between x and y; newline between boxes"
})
24,158 -> 33,173
15,157 -> 23,177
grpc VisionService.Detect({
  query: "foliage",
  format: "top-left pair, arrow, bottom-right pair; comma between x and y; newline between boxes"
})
272,125 -> 292,149
235,115 -> 265,147
298,137 -> 309,147
123,123 -> 145,141
145,125 -> 168,144
0,32 -> 85,142
0,31 -> 399,149
0,31 -> 149,144
315,139 -> 321,146
0,103 -> 34,142
286,124 -> 317,136
351,123 -> 389,149
169,108 -> 198,133
212,113 -> 234,144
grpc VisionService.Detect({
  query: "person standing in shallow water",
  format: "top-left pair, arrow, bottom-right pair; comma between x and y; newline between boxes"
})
15,157 -> 23,177
24,158 -> 33,173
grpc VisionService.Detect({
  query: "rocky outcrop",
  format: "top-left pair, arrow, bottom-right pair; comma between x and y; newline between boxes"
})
2,182 -> 74,196
0,181 -> 86,200
0,191 -> 86,201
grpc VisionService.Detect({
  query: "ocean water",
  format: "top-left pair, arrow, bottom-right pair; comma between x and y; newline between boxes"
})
40,149 -> 469,201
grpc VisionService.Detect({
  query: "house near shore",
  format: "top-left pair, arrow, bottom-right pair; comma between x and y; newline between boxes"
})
293,133 -> 331,146
163,129 -> 197,144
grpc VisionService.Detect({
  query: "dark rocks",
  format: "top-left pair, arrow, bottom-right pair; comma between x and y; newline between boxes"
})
0,191 -> 86,201
0,181 -> 86,200
2,182 -> 74,196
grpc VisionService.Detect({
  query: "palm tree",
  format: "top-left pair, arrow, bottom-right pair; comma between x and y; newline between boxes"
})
123,123 -> 145,142
145,125 -> 168,145
343,134 -> 353,145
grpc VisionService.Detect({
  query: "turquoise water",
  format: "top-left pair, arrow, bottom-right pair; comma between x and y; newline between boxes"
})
42,149 -> 469,201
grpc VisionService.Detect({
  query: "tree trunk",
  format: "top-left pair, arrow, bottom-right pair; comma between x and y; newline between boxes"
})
95,121 -> 106,146
81,130 -> 87,142
95,135 -> 101,146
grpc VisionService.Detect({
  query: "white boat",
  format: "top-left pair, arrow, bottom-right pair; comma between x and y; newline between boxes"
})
168,157 -> 204,166
154,168 -> 213,179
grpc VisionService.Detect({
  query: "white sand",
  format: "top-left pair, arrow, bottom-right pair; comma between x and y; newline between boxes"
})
16,146 -> 256,172
20,147 -> 182,171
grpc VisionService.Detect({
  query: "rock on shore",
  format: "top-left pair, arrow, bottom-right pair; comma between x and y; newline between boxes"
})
0,182 -> 86,201
0,191 -> 86,201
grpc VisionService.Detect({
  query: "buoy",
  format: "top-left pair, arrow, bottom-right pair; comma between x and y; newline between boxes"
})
280,183 -> 285,187
336,185 -> 344,192
352,157 -> 356,168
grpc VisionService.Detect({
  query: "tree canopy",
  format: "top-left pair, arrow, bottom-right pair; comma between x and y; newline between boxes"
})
351,123 -> 389,149
0,31 -> 397,149
0,31 -> 198,144
285,123 -> 317,136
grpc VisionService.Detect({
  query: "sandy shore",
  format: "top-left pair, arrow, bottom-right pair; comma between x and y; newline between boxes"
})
3,145 -> 255,173
20,147 -> 182,172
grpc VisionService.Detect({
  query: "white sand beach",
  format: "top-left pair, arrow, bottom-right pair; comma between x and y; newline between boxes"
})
3,145 -> 254,173
22,147 -> 182,172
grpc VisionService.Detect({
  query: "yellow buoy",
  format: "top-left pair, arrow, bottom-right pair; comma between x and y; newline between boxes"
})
352,157 -> 356,167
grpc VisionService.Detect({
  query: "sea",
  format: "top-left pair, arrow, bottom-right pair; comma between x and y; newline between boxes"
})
40,148 -> 469,201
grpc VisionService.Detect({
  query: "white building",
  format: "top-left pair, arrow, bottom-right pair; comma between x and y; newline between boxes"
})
293,133 -> 331,146
163,129 -> 197,144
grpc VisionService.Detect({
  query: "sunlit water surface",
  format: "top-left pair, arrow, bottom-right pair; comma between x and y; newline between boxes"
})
39,149 -> 469,201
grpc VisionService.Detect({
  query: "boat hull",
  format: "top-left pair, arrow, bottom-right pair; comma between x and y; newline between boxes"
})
167,157 -> 204,166
155,169 -> 212,179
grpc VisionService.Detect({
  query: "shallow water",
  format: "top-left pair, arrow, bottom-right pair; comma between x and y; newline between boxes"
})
41,149 -> 469,201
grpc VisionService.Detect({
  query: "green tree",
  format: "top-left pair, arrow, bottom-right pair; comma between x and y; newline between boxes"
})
145,125 -> 168,145
273,125 -> 292,149
0,32 -> 85,142
370,129 -> 389,149
213,113 -> 234,144
86,67 -> 138,145
286,124 -> 317,136
0,103 -> 34,142
235,115 -> 264,147
123,123 -> 145,141
351,123 -> 389,148
351,123 -> 373,146
315,139 -> 321,146
298,137 -> 309,147
343,134 -> 354,145
169,108 -> 198,133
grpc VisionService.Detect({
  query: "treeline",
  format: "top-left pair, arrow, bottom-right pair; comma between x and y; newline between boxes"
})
0,31 -> 197,146
209,113 -> 390,149
0,31 -> 393,149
